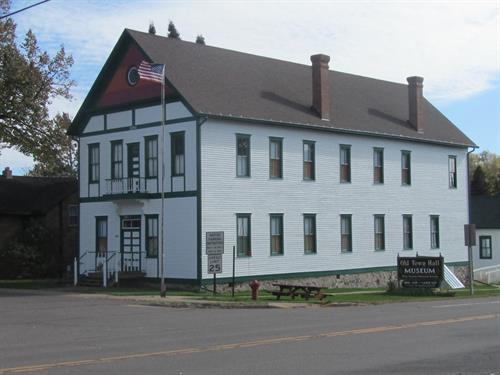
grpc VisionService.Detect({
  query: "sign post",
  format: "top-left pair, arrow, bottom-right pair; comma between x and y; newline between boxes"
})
464,224 -> 476,296
206,232 -> 224,295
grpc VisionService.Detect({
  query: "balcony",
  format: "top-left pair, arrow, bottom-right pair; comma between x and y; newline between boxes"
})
105,177 -> 150,196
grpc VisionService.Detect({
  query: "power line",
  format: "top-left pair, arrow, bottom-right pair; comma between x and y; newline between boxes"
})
0,0 -> 50,20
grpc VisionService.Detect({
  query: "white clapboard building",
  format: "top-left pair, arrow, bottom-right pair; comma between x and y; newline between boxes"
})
69,29 -> 476,287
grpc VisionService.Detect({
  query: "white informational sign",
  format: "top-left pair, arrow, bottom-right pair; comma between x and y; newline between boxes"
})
206,231 -> 224,255
207,254 -> 223,274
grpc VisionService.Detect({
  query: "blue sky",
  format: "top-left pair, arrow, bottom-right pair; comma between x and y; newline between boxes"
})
2,0 -> 499,174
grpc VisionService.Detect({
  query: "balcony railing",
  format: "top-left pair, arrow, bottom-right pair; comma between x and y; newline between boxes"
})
105,177 -> 149,195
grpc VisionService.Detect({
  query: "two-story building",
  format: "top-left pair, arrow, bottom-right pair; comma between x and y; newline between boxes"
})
68,29 -> 475,288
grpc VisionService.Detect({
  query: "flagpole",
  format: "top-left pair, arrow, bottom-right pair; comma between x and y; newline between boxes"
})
160,64 -> 166,297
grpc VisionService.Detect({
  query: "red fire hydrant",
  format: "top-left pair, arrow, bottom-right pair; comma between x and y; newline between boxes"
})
249,280 -> 260,300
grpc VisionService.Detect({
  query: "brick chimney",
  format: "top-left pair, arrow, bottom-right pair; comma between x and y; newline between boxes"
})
311,54 -> 331,121
2,167 -> 13,179
407,76 -> 424,133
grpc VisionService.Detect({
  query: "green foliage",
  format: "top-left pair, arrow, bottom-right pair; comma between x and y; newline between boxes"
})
28,113 -> 77,176
470,151 -> 500,196
0,0 -> 74,162
148,22 -> 156,35
0,219 -> 57,279
195,34 -> 205,45
167,21 -> 180,39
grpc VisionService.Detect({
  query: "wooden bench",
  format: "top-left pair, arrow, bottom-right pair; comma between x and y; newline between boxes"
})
271,283 -> 326,300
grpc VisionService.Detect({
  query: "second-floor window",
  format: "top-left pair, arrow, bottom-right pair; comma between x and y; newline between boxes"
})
340,145 -> 351,183
145,136 -> 158,178
303,141 -> 315,180
373,148 -> 384,184
448,156 -> 457,188
171,132 -> 185,176
270,214 -> 284,255
111,141 -> 123,179
269,138 -> 282,178
374,215 -> 385,251
236,135 -> 250,177
89,144 -> 100,183
401,151 -> 411,185
341,214 -> 352,252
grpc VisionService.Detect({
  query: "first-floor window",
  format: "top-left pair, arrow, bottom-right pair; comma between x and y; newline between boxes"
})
430,216 -> 440,249
403,215 -> 413,250
270,214 -> 284,255
237,214 -> 251,257
479,236 -> 492,259
374,215 -> 385,251
341,215 -> 352,252
304,214 -> 316,254
96,217 -> 107,257
146,215 -> 158,258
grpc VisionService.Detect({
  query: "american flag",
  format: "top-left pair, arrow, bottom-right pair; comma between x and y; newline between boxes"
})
138,60 -> 165,83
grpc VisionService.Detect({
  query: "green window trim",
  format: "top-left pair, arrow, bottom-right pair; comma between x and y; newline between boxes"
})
303,140 -> 315,181
340,144 -> 351,183
145,214 -> 159,258
236,134 -> 251,177
373,148 -> 384,184
95,216 -> 108,257
236,213 -> 251,257
479,236 -> 492,259
340,214 -> 352,253
430,215 -> 440,249
403,215 -> 413,250
269,137 -> 283,179
448,155 -> 457,189
88,143 -> 100,184
270,213 -> 284,255
303,214 -> 317,254
401,150 -> 411,186
171,131 -> 185,177
145,135 -> 159,178
374,214 -> 385,251
111,140 -> 123,180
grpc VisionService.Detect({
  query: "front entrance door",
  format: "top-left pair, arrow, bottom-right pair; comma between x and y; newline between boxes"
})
121,216 -> 141,271
127,143 -> 140,192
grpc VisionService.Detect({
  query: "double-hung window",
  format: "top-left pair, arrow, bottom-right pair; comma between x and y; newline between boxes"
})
236,214 -> 251,257
96,217 -> 107,257
111,141 -> 123,180
479,236 -> 492,259
145,215 -> 158,258
448,156 -> 457,188
340,215 -> 352,252
269,138 -> 282,178
401,151 -> 411,185
340,145 -> 351,183
89,144 -> 100,183
430,215 -> 440,249
270,214 -> 284,255
236,135 -> 250,177
373,148 -> 384,184
303,141 -> 315,180
171,132 -> 185,176
303,214 -> 316,254
145,136 -> 158,178
403,215 -> 413,250
374,215 -> 385,251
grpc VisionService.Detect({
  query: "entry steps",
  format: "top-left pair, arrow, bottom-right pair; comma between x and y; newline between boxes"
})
78,271 -> 146,287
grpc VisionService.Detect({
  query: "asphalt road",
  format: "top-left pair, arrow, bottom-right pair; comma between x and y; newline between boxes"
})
0,289 -> 499,374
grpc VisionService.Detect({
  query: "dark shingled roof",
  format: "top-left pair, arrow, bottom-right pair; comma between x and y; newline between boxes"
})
0,176 -> 77,216
471,195 -> 500,229
70,29 -> 475,148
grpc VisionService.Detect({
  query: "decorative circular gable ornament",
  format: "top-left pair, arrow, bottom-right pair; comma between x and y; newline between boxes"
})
127,66 -> 139,86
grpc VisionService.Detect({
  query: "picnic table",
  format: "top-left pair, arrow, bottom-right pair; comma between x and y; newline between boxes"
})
271,283 -> 326,300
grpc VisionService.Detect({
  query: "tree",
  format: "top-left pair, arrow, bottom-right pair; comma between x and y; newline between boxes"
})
148,22 -> 156,35
28,113 -> 77,177
0,0 -> 74,161
167,21 -> 180,39
469,151 -> 500,195
470,166 -> 488,195
195,34 -> 205,45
